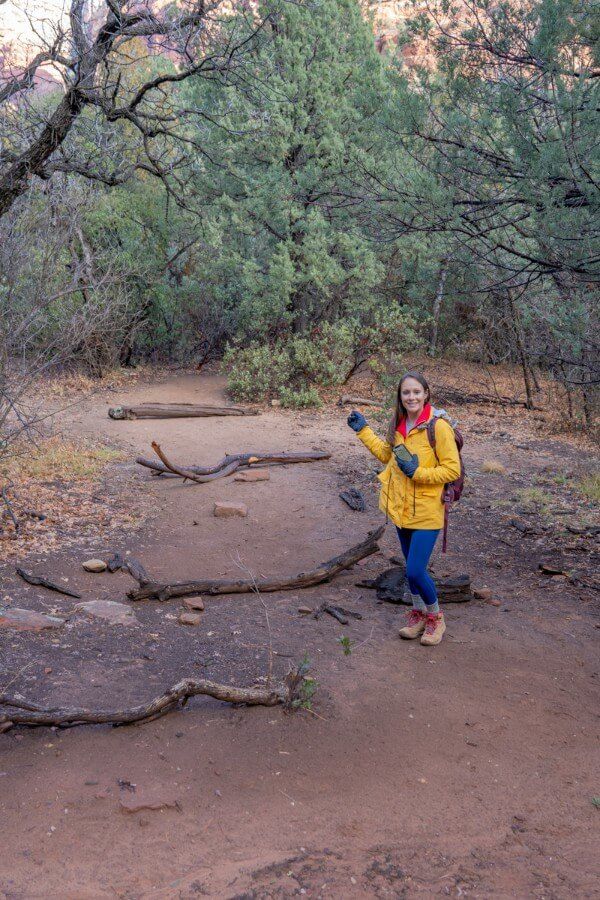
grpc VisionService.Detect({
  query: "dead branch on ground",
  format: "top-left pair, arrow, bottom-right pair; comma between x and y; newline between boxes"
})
128,526 -> 386,601
16,568 -> 82,599
338,395 -> 384,407
136,447 -> 331,483
109,403 -> 259,420
0,675 -> 298,731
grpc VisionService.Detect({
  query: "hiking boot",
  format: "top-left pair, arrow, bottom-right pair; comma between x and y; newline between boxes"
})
399,609 -> 427,640
420,612 -> 446,646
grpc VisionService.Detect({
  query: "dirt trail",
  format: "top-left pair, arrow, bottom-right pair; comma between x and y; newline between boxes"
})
0,373 -> 599,899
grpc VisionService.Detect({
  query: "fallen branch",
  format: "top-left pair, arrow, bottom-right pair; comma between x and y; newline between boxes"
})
106,553 -> 152,586
314,603 -> 363,625
338,395 -> 383,407
0,677 -> 287,730
109,403 -> 259,420
136,448 -> 331,482
16,567 -> 82,599
128,525 -> 386,601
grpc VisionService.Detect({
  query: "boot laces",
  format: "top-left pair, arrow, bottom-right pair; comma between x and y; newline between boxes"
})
407,610 -> 425,626
424,613 -> 441,635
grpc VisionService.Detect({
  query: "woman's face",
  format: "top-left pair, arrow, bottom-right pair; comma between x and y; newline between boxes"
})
400,377 -> 428,418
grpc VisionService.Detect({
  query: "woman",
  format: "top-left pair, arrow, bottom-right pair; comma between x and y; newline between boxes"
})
347,372 -> 460,646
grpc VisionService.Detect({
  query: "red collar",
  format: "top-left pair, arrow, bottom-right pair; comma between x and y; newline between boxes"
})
397,403 -> 432,438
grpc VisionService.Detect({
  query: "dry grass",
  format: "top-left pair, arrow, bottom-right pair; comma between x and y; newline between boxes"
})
1,436 -> 123,482
42,367 -> 141,400
0,436 -> 134,561
481,460 -> 507,475
577,473 -> 600,503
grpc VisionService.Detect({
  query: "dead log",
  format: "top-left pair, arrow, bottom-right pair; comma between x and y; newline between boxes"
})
128,525 -> 386,601
106,553 -> 152,586
338,395 -> 383,407
136,449 -> 331,482
0,677 -> 287,730
357,567 -> 472,603
109,403 -> 259,420
16,567 -> 82,599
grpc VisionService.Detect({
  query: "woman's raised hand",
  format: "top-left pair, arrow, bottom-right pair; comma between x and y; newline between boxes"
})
347,410 -> 367,432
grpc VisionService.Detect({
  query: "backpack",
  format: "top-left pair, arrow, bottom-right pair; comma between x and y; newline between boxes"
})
426,417 -> 465,553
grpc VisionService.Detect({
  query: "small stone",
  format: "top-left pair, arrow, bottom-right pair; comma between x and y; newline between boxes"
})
298,606 -> 313,615
82,559 -> 107,573
271,399 -> 282,407
178,611 -> 202,626
77,600 -> 136,626
44,667 -> 53,675
234,469 -> 270,482
182,597 -> 204,611
487,598 -> 502,607
213,501 -> 248,518
0,608 -> 64,632
473,587 -> 492,600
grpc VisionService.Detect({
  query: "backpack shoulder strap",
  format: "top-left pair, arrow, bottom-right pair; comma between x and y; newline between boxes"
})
426,416 -> 440,456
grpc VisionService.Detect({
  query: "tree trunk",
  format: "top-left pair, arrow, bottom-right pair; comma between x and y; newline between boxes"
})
428,259 -> 449,357
507,289 -> 534,410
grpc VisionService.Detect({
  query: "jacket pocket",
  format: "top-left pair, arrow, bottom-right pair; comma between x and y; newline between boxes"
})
413,483 -> 443,521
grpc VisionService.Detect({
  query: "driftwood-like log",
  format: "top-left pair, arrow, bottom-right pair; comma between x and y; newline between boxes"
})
0,678 -> 287,730
16,567 -> 82,599
129,525 -> 386,602
136,448 -> 331,482
338,395 -> 383,407
109,403 -> 259,420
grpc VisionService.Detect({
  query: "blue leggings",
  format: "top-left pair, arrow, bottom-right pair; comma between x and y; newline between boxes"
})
396,528 -> 440,607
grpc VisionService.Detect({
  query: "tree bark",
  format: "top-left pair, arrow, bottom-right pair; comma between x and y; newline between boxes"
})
428,259 -> 449,357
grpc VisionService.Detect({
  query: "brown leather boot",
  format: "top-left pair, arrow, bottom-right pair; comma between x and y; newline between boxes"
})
420,612 -> 446,646
399,609 -> 427,640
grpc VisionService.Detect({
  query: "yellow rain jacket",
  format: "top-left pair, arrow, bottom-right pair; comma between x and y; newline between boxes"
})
356,405 -> 461,530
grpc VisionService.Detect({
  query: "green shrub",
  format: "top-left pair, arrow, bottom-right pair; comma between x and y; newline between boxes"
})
222,327 -> 352,403
222,343 -> 291,401
278,386 -> 323,408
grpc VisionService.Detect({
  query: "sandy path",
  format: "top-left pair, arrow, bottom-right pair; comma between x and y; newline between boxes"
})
0,373 -> 598,898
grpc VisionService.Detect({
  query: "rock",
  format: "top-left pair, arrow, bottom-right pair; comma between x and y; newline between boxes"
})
487,598 -> 502,607
538,562 -> 567,576
473,587 -> 492,600
77,600 -> 136,626
82,559 -> 107,573
271,399 -> 282,407
0,607 -> 65,632
298,606 -> 313,615
120,790 -> 180,814
178,611 -> 202,626
213,501 -> 248,518
182,597 -> 204,611
234,469 -> 270,482
339,488 -> 366,511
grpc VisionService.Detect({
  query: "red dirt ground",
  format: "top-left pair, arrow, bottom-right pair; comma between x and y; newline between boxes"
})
0,372 -> 598,899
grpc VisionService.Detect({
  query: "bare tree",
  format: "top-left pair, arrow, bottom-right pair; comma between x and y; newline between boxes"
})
0,1 -> 267,219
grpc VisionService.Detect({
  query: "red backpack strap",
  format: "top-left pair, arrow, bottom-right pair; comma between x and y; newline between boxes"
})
426,417 -> 439,460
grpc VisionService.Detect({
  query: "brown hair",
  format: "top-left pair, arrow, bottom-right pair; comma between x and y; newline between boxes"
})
386,371 -> 431,444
